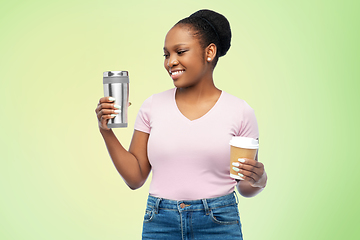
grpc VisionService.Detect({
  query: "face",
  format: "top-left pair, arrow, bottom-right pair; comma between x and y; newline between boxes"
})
163,25 -> 209,88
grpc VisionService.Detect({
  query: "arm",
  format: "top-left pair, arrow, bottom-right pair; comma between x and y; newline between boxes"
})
235,103 -> 266,197
96,97 -> 151,190
236,150 -> 267,198
100,129 -> 151,190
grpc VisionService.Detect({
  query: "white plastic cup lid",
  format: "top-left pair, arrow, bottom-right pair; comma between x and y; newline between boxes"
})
229,137 -> 259,149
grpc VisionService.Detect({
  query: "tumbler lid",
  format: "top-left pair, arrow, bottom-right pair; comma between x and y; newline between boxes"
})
103,71 -> 128,77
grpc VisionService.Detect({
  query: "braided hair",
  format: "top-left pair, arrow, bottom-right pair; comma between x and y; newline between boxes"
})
175,9 -> 232,67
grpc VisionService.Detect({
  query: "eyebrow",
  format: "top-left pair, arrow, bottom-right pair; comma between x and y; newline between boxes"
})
163,44 -> 187,51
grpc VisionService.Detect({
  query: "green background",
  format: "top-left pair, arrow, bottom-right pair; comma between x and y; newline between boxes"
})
1,0 -> 359,239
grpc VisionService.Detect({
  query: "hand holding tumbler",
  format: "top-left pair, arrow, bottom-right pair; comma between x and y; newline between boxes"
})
103,71 -> 129,128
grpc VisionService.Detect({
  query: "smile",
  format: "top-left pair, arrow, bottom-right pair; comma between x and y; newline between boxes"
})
170,70 -> 185,76
169,70 -> 185,80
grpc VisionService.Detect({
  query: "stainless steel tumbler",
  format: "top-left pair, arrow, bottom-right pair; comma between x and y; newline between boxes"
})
103,71 -> 129,128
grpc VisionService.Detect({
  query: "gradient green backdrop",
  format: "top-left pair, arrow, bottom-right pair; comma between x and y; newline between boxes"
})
1,0 -> 359,239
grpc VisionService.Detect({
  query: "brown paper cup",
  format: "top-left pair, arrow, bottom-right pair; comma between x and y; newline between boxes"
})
229,137 -> 259,180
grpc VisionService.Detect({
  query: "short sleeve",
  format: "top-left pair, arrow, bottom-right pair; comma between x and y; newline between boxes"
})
237,101 -> 259,140
134,95 -> 153,134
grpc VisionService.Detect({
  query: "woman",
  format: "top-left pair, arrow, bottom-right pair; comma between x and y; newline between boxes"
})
95,9 -> 267,240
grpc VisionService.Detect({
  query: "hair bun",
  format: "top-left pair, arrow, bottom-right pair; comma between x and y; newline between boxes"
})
190,9 -> 231,57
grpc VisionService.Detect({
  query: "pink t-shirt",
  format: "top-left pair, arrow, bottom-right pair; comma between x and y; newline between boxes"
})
134,88 -> 259,200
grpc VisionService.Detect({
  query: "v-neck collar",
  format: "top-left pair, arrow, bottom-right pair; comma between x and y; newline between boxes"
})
173,88 -> 223,123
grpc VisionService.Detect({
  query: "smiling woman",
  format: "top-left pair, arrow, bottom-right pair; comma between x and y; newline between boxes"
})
163,26 -> 211,87
95,9 -> 267,240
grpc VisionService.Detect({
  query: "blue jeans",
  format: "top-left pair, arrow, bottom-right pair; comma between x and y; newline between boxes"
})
142,192 -> 243,240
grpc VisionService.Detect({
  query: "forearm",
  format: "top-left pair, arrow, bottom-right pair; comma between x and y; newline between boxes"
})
237,171 -> 267,198
100,129 -> 146,189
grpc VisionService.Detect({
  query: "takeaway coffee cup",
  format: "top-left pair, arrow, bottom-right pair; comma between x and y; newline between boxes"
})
229,137 -> 259,180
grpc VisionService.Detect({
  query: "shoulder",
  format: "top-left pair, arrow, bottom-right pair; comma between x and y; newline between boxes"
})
221,92 -> 259,138
141,88 -> 175,111
143,88 -> 174,102
221,91 -> 255,112
152,88 -> 175,100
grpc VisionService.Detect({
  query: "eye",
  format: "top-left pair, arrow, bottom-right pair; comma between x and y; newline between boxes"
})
177,50 -> 187,55
163,53 -> 169,58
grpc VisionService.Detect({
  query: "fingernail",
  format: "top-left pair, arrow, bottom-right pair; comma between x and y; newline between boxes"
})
114,105 -> 121,109
238,173 -> 244,177
111,114 -> 117,117
114,110 -> 121,114
232,167 -> 240,172
109,97 -> 116,101
238,158 -> 245,163
232,162 -> 240,167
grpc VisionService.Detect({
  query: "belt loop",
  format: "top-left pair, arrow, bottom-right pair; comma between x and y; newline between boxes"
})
154,197 -> 162,214
234,191 -> 239,204
202,199 -> 210,215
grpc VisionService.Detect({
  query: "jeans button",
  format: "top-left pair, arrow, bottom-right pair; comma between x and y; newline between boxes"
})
180,203 -> 185,209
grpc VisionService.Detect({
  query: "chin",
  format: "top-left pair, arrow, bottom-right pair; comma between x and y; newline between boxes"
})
173,83 -> 189,89
173,79 -> 195,89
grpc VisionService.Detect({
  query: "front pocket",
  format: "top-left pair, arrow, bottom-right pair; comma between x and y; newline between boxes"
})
143,207 -> 155,223
209,205 -> 240,225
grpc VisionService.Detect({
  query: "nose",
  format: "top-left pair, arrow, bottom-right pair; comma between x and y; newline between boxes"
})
167,55 -> 179,68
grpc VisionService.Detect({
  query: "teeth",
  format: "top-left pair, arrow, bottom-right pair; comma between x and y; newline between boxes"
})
171,70 -> 184,75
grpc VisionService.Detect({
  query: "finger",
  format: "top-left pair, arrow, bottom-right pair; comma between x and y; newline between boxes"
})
241,161 -> 264,177
237,158 -> 263,168
102,113 -> 117,120
232,164 -> 263,182
96,103 -> 120,114
232,162 -> 263,175
99,96 -> 116,104
232,165 -> 258,181
239,168 -> 261,181
97,109 -> 120,120
100,114 -> 116,129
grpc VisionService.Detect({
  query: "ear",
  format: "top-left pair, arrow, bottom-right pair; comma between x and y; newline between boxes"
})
205,43 -> 217,62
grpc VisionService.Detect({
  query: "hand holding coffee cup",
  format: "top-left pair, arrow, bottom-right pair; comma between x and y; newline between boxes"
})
232,157 -> 266,188
229,137 -> 266,188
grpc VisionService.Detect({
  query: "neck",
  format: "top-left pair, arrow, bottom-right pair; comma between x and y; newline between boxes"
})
176,73 -> 220,104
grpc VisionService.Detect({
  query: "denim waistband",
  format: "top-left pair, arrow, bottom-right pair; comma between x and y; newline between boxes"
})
146,192 -> 238,214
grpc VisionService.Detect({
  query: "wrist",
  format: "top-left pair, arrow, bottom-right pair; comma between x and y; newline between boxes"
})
249,171 -> 267,189
257,171 -> 267,188
99,127 -> 114,136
